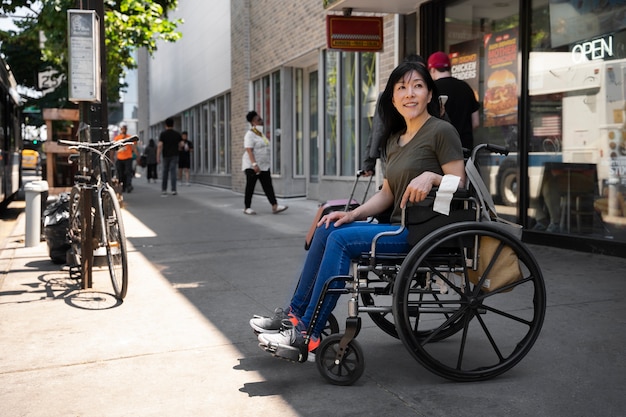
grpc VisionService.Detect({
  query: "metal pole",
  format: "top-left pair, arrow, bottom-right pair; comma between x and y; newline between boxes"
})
77,122 -> 93,289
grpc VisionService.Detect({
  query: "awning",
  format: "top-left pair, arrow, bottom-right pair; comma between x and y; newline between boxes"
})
324,0 -> 429,14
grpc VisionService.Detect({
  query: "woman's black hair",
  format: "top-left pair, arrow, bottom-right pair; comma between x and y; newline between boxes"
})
377,61 -> 440,157
246,110 -> 258,123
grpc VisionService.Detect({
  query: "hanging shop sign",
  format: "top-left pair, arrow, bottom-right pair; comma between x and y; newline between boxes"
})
571,35 -> 614,64
326,15 -> 383,52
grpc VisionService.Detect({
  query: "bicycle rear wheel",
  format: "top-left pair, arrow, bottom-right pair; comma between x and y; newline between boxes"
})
101,185 -> 128,299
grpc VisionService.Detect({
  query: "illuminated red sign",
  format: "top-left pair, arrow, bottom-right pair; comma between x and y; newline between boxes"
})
326,16 -> 383,52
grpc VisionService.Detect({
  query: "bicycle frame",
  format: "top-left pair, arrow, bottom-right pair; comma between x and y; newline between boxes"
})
60,135 -> 136,299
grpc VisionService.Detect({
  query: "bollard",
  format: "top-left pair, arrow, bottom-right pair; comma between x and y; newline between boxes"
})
24,180 -> 49,247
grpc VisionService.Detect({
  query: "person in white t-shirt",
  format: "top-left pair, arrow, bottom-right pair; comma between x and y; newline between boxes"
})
241,110 -> 287,215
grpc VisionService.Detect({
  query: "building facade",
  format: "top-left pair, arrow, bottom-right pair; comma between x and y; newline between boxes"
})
137,0 -> 626,256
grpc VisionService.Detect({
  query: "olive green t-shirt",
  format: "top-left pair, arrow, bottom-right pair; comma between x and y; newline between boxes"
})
385,117 -> 463,223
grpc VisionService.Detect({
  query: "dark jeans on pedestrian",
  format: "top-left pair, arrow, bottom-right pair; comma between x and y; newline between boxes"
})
244,168 -> 278,208
147,163 -> 158,181
162,155 -> 179,192
116,158 -> 134,192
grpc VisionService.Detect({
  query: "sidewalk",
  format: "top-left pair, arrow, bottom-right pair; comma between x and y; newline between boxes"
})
1,180 -> 626,417
0,197 -> 301,416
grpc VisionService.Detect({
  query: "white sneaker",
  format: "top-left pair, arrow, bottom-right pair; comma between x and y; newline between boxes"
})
250,308 -> 291,333
272,205 -> 288,214
243,208 -> 256,215
257,321 -> 301,350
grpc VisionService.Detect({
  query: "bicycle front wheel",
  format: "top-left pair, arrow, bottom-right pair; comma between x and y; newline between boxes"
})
67,185 -> 82,267
100,185 -> 128,299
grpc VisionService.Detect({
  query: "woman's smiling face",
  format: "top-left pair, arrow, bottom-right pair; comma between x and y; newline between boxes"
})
392,70 -> 432,122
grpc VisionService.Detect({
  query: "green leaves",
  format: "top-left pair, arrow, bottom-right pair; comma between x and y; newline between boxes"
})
0,0 -> 182,115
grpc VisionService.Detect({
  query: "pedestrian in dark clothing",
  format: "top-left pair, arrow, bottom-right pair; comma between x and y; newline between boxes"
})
428,51 -> 480,151
178,131 -> 193,186
157,118 -> 182,196
143,139 -> 158,183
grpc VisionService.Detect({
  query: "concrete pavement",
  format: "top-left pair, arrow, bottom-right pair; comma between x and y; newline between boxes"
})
1,179 -> 626,417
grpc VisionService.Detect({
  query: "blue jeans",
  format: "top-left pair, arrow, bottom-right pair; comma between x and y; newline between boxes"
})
161,155 -> 179,192
289,222 -> 410,337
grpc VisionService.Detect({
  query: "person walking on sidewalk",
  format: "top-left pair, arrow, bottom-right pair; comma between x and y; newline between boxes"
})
143,138 -> 158,183
157,117 -> 182,196
178,131 -> 193,186
114,124 -> 138,193
241,111 -> 287,215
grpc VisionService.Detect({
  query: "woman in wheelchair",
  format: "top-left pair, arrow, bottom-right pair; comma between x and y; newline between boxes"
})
251,59 -> 466,358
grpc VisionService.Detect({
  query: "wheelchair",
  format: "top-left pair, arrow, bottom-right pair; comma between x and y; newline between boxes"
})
272,144 -> 547,386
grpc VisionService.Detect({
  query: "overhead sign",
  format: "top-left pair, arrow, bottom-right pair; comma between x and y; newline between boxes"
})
326,15 -> 383,52
67,9 -> 101,102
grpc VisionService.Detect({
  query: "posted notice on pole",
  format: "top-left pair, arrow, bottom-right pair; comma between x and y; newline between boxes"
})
68,10 -> 101,102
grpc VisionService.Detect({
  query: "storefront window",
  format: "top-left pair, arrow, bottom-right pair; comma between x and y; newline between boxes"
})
324,51 -> 338,176
323,50 -> 376,177
341,52 -> 356,176
295,68 -> 304,177
202,103 -> 209,173
310,70 -> 319,181
443,0 -> 520,209
253,71 -> 281,175
208,94 -> 231,175
529,0 -> 626,242
178,96 -> 230,176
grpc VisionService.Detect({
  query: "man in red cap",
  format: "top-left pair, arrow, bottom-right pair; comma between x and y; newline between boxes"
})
428,51 -> 480,152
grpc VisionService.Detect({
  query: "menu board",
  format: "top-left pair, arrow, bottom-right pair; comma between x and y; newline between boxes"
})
483,28 -> 519,127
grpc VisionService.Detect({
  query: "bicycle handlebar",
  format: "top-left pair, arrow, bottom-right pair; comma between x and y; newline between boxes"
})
59,135 -> 138,149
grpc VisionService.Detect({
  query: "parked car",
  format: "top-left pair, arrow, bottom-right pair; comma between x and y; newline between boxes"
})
21,149 -> 39,170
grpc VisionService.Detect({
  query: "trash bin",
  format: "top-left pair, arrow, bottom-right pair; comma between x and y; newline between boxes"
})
43,192 -> 71,264
24,180 -> 49,247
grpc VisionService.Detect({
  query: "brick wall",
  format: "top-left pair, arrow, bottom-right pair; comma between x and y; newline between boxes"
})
231,0 -> 397,194
230,0 -> 251,193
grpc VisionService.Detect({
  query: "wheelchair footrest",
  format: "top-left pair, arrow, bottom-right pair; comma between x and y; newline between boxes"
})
259,341 -> 308,363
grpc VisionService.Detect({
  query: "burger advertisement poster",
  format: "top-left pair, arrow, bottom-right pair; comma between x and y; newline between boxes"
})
449,39 -> 480,103
483,28 -> 519,127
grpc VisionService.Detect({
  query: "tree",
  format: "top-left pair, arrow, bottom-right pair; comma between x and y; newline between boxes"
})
0,0 -> 182,125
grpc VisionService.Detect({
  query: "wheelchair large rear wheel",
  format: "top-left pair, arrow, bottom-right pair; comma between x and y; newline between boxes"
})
393,222 -> 546,382
361,280 -> 465,342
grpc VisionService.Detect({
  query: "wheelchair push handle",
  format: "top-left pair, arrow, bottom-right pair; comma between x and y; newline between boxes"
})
470,143 -> 509,160
484,143 -> 509,155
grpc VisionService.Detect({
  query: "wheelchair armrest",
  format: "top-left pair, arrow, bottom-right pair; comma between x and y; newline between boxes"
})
403,190 -> 479,247
370,225 -> 406,266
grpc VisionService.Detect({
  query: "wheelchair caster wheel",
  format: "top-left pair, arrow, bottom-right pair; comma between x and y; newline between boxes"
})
315,334 -> 365,386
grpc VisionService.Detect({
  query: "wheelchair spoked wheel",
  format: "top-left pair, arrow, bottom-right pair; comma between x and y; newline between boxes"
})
393,222 -> 546,382
316,334 -> 365,386
360,288 -> 398,338
361,284 -> 465,342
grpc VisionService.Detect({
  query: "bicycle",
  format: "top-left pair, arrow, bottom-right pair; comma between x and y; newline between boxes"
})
60,133 -> 136,300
